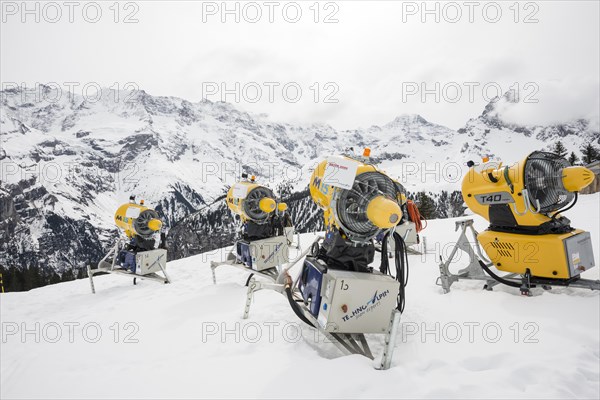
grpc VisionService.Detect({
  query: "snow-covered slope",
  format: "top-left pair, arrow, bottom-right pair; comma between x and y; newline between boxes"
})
1,86 -> 598,285
2,193 -> 598,399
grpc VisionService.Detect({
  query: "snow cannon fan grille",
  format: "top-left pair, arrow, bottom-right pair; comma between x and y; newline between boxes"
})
335,171 -> 399,241
134,209 -> 160,238
243,186 -> 276,223
524,151 -> 574,214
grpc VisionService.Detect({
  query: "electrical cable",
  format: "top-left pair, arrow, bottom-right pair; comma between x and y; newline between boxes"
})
394,232 -> 409,312
285,286 -> 315,327
478,260 -> 521,288
380,231 -> 409,312
551,192 -> 578,220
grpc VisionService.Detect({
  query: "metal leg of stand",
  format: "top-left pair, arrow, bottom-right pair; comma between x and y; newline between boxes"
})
243,278 -> 258,319
87,265 -> 96,294
156,256 -> 171,284
281,236 -> 323,286
437,219 -> 488,293
358,334 -> 374,359
345,334 -> 364,355
379,309 -> 401,370
331,333 -> 359,355
211,264 -> 217,285
569,278 -> 600,291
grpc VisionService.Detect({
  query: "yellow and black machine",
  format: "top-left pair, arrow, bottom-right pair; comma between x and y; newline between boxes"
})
88,196 -> 170,293
210,173 -> 299,283
237,149 -> 410,370
438,151 -> 599,295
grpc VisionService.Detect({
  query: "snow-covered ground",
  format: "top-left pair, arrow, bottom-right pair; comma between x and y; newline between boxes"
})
1,194 -> 599,399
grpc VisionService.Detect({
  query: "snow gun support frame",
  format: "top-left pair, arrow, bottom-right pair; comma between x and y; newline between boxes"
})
437,219 -> 600,295
224,235 -> 402,370
87,238 -> 171,294
209,229 -> 301,284
376,221 -> 423,257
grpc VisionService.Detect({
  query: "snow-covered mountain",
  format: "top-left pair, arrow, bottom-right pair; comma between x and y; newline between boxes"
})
458,92 -> 600,161
1,86 -> 598,289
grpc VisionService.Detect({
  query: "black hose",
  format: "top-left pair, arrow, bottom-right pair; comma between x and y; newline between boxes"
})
285,286 -> 315,327
398,233 -> 409,285
380,231 -> 409,312
551,192 -> 578,220
379,232 -> 390,274
394,232 -> 409,312
479,260 -> 521,288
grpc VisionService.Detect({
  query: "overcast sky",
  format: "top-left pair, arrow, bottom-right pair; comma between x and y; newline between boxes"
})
1,1 -> 599,130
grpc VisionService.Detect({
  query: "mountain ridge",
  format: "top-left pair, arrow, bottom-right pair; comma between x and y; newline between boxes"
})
1,85 -> 598,289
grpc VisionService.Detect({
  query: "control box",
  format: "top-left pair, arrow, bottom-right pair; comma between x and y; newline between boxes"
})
317,269 -> 399,334
564,231 -> 595,277
135,249 -> 167,275
236,235 -> 289,271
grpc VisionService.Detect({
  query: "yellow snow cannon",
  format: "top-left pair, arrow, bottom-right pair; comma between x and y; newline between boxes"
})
309,148 -> 403,243
88,197 -> 170,293
114,200 -> 163,239
213,174 -> 296,273
294,147 -> 408,363
226,174 -> 281,224
438,150 -> 598,295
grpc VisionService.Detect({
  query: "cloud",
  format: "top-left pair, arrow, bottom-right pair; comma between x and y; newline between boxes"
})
495,77 -> 600,127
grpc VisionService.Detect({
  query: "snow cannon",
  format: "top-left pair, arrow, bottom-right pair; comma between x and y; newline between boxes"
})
226,176 -> 281,224
114,202 -> 163,240
438,151 -> 599,295
296,148 -> 408,345
307,149 -> 405,270
87,196 -> 170,293
211,174 -> 298,277
309,156 -> 402,243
